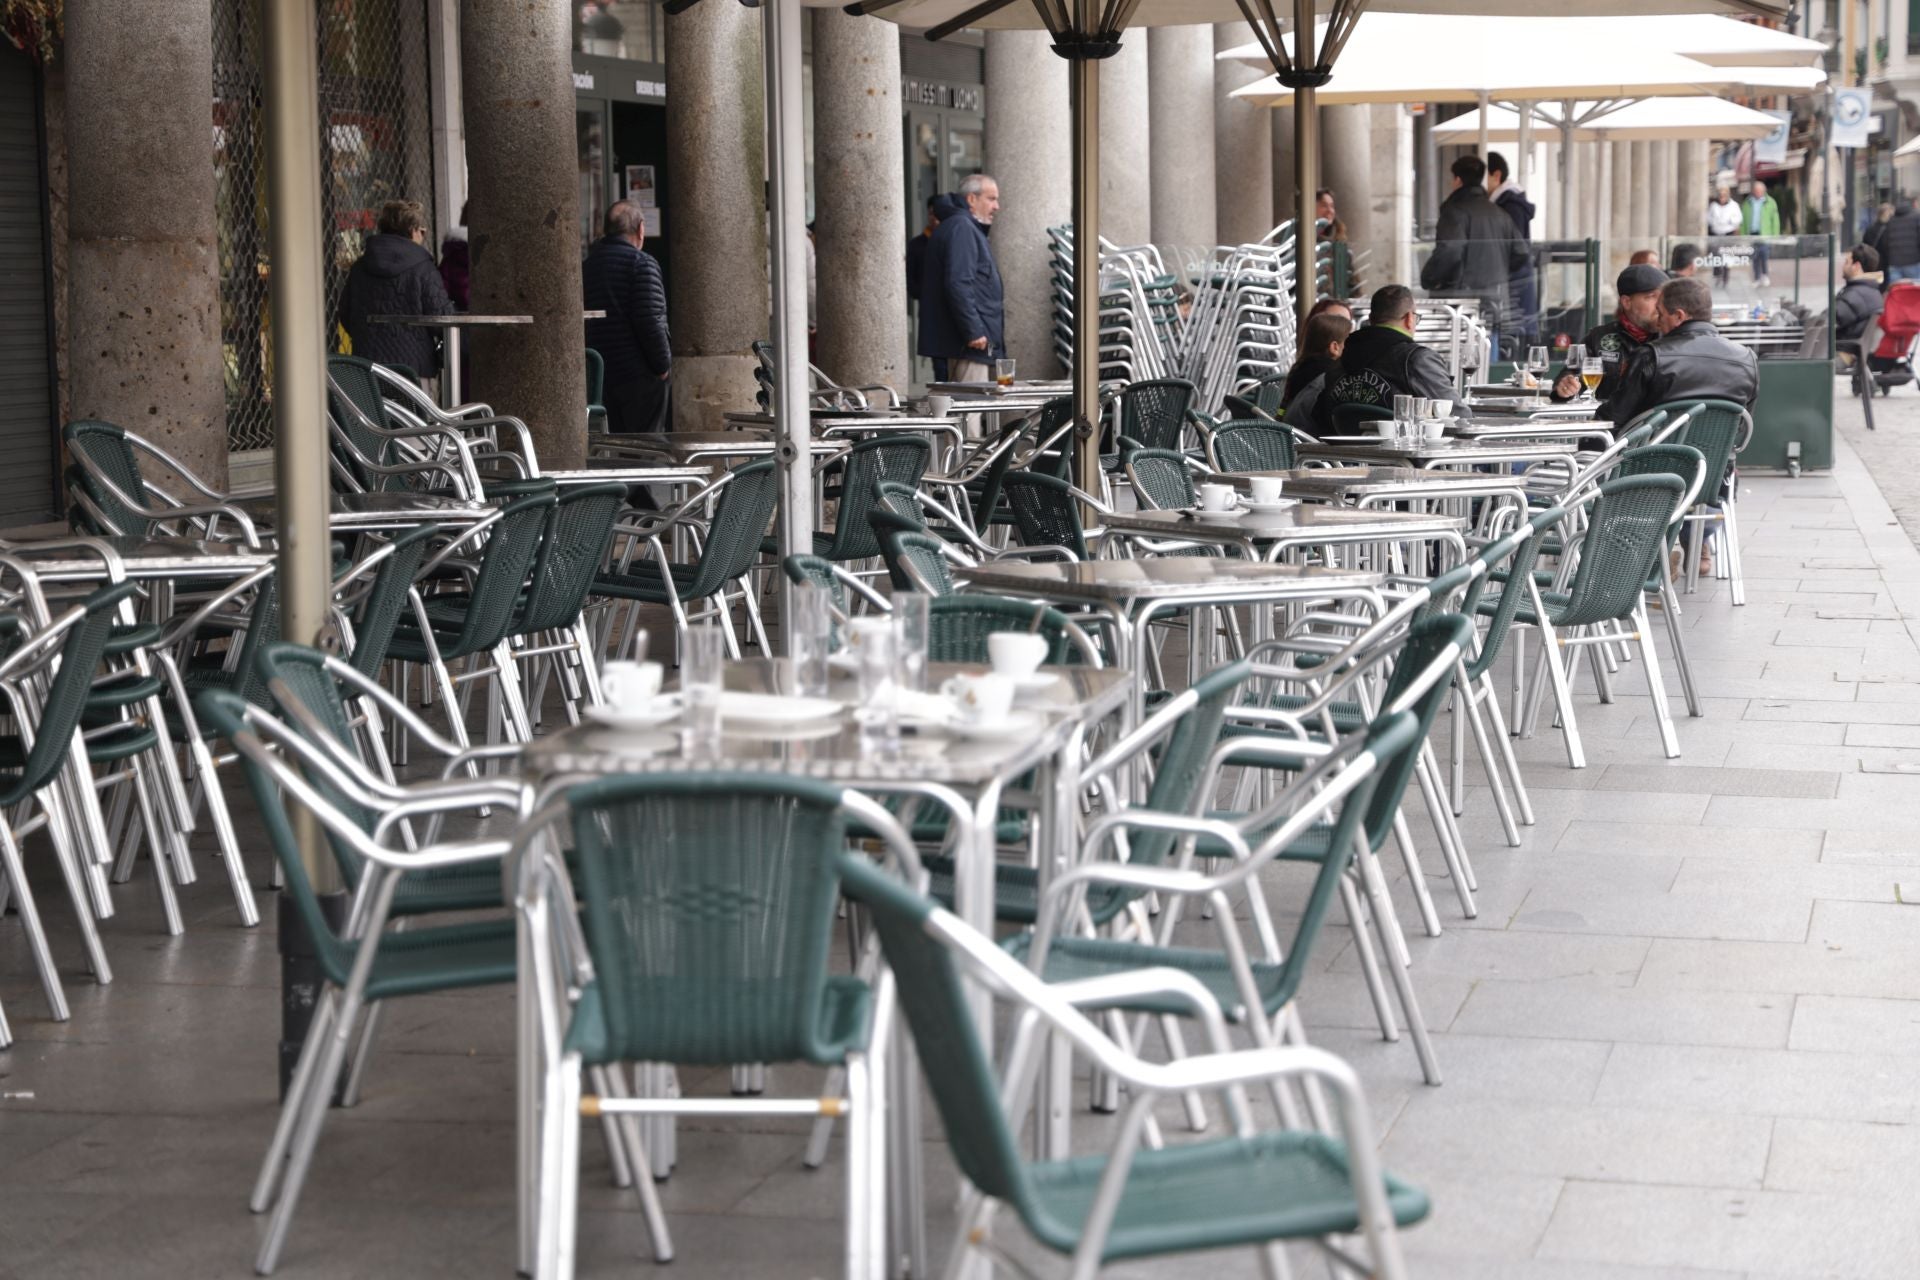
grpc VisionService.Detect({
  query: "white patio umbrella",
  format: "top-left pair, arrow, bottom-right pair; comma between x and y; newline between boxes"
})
829,0 -> 1786,490
1432,96 -> 1787,144
1893,133 -> 1920,160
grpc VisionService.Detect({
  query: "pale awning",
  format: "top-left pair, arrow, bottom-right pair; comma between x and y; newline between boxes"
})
1432,97 -> 1787,143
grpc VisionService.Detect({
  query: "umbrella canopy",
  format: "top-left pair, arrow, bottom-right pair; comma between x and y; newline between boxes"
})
1894,134 -> 1920,160
826,0 -> 1785,34
1606,12 -> 1826,66
1432,96 -> 1789,144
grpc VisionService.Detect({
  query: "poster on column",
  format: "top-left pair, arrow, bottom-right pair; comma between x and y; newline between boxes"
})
1754,111 -> 1791,165
1832,90 -> 1872,150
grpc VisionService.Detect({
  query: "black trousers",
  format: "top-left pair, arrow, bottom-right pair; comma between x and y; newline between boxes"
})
605,376 -> 668,434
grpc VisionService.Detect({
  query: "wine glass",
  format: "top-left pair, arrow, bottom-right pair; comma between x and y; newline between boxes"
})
1527,345 -> 1549,386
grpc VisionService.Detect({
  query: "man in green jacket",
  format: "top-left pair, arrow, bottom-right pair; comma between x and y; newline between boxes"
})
1743,180 -> 1782,287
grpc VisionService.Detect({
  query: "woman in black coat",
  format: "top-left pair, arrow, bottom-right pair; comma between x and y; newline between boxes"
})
337,199 -> 453,378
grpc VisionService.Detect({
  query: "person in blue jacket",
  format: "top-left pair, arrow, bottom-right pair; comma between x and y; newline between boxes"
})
917,174 -> 1005,383
582,201 -> 671,434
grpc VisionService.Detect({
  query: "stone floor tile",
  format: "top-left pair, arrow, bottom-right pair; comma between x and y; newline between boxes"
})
1450,980 -> 1793,1049
1555,821 -> 1820,863
1787,994 -> 1920,1054
1636,931 -> 1920,1003
1762,1116 -> 1920,1196
1592,1041 -> 1920,1124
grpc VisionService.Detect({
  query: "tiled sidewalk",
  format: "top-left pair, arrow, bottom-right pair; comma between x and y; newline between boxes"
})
2,434 -> 1918,1278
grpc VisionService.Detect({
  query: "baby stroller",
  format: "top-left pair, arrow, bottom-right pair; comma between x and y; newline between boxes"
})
1852,281 -> 1920,430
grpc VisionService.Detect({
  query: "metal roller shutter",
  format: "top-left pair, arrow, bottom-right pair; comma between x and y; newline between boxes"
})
0,44 -> 55,526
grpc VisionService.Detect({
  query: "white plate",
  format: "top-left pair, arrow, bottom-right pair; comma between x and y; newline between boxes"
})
946,709 -> 1047,742
719,691 -> 844,726
1007,672 -> 1060,694
1237,498 -> 1299,514
585,696 -> 683,729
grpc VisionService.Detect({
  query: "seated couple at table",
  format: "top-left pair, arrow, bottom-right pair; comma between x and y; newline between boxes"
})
1546,270 -> 1758,429
1283,286 -> 1454,436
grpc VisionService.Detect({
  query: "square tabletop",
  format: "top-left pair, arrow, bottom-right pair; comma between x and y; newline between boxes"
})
1297,437 -> 1577,467
520,660 -> 1130,789
961,556 -> 1383,605
1104,504 -> 1466,548
233,491 -> 499,530
0,535 -> 275,581
1219,466 -> 1523,503
587,431 -> 844,464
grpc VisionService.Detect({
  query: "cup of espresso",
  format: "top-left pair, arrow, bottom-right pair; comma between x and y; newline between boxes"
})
600,660 -> 664,713
988,631 -> 1048,679
941,672 -> 1015,726
927,394 -> 953,418
1199,482 -> 1238,512
1248,476 -> 1285,504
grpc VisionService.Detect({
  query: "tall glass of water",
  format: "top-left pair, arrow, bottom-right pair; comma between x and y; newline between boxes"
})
681,624 -> 726,755
789,583 -> 833,699
892,592 -> 929,697
853,620 -> 898,745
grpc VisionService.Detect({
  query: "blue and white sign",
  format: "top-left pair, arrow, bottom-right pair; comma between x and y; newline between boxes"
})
1755,109 -> 1791,164
1833,88 -> 1873,149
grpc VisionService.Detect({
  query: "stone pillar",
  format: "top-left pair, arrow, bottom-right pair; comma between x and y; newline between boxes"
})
1629,141 -> 1653,245
1322,105 -> 1374,250
65,0 -> 227,485
1213,23 -> 1272,245
1676,140 -> 1709,245
462,0 -> 588,464
1649,140 -> 1674,245
1382,105 -> 1415,289
1271,105 -> 1297,230
1595,140 -> 1614,246
1609,140 -> 1634,265
812,11 -> 906,392
1099,39 -> 1152,247
665,2 -> 767,430
985,31 -> 1070,375
1147,26 -> 1217,247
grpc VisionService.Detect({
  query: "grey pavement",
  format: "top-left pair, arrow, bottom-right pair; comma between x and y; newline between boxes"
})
4,399 -> 1920,1277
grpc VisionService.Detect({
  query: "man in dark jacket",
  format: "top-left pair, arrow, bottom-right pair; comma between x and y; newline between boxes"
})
1485,152 -> 1537,348
1313,284 -> 1455,434
1551,263 -> 1667,406
1834,243 -> 1885,347
918,175 -> 1005,383
337,199 -> 453,379
1878,199 -> 1920,283
1601,276 -> 1758,429
583,201 -> 672,434
1420,155 -> 1528,357
905,195 -> 941,306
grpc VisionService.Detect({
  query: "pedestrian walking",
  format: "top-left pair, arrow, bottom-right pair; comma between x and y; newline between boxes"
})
1742,180 -> 1781,286
1705,185 -> 1742,286
917,173 -> 1004,384
582,200 -> 672,434
1486,151 -> 1538,349
1419,154 -> 1528,359
336,198 -> 453,381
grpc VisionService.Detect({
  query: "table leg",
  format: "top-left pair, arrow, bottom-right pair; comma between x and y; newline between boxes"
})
444,327 -> 463,411
517,907 -> 538,1277
1035,736 -> 1082,1161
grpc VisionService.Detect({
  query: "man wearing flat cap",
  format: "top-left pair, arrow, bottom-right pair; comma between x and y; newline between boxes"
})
1551,262 -> 1669,409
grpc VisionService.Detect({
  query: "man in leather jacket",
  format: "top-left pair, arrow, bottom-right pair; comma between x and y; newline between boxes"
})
1551,263 -> 1667,406
1420,154 -> 1529,351
1600,276 -> 1758,429
1313,284 -> 1454,433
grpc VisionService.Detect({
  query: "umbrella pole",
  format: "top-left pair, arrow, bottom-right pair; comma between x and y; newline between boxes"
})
1560,102 -> 1575,241
765,0 -> 814,650
1477,90 -> 1490,165
1517,102 -> 1531,193
1294,0 -> 1317,328
1071,52 -> 1102,502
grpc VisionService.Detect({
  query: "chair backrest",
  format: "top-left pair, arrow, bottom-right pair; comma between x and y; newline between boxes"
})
563,772 -> 862,1065
926,594 -> 1079,665
782,554 -> 849,617
515,481 -> 627,634
683,459 -> 782,599
1556,473 -> 1688,628
1332,402 -> 1393,433
226,570 -> 284,706
879,529 -> 956,596
1000,471 -> 1088,560
1459,514 -> 1558,683
1210,420 -> 1296,473
1358,612 -> 1472,849
1664,399 -> 1748,494
1124,448 -> 1197,511
342,522 -> 441,680
327,355 -> 401,491
1116,378 -> 1196,454
821,435 -> 931,562
436,490 -> 557,657
256,642 -> 382,888
1616,443 -> 1708,573
1219,393 -> 1277,424
584,348 -> 605,405
1250,373 -> 1289,417
0,581 -> 140,805
871,480 -> 929,536
972,430 -> 1023,528
62,421 -> 154,536
1029,395 -> 1076,479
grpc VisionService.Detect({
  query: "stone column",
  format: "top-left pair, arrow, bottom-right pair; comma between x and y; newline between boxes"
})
812,11 -> 906,392
461,0 -> 588,464
1648,140 -> 1674,245
1322,105 -> 1374,247
1629,142 -> 1653,245
1609,140 -> 1634,270
1213,23 -> 1272,245
65,0 -> 227,485
1676,140 -> 1708,246
1147,26 -> 1217,247
665,2 -> 767,430
1595,140 -> 1614,246
1099,39 -> 1152,246
1271,104 -> 1297,231
985,31 -> 1070,375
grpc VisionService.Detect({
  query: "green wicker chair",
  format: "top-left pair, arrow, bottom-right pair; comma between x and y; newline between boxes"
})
1123,448 -> 1199,511
1001,470 -> 1098,561
761,434 -> 930,564
1615,443 -> 1709,719
1660,398 -> 1751,604
879,528 -> 959,596
1209,419 -> 1297,473
585,348 -> 607,434
195,688 -> 519,1276
62,419 -> 262,544
1249,371 -> 1290,418
595,458 -> 780,660
326,355 -> 485,498
840,848 -> 1427,1280
1116,378 -> 1197,454
524,772 -> 920,1276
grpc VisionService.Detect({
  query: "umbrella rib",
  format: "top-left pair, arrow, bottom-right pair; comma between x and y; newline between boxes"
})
841,0 -> 915,14
926,0 -> 1025,40
1319,0 -> 1369,68
1240,0 -> 1291,74
1106,0 -> 1148,39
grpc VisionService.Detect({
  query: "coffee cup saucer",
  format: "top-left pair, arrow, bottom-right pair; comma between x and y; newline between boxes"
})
1001,670 -> 1059,694
946,708 -> 1045,741
585,694 -> 684,729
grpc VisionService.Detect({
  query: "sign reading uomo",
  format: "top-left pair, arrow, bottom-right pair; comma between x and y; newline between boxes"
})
902,77 -> 982,113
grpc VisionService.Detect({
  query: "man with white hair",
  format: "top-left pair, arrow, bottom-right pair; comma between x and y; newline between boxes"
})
916,172 -> 1004,383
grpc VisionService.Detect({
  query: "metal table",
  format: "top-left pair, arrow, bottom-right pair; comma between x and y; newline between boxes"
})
723,411 -> 967,465
0,535 -> 274,584
1103,505 -> 1467,565
587,430 -> 846,467
552,462 -> 710,491
233,491 -> 499,533
1299,437 -> 1577,470
1231,466 -> 1526,508
1448,420 -> 1614,446
368,313 -> 530,410
1460,398 -> 1603,420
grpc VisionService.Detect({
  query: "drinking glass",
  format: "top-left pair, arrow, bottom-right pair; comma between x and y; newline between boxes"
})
1580,357 -> 1605,402
680,624 -> 726,754
789,583 -> 833,699
854,621 -> 898,744
994,358 -> 1016,388
1392,394 -> 1414,424
1527,345 -> 1548,376
892,591 -> 929,697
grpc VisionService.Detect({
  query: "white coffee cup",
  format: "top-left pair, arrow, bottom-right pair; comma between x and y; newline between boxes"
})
1423,419 -> 1447,441
1374,419 -> 1397,439
927,394 -> 953,418
1199,482 -> 1238,512
1428,399 -> 1453,419
941,672 -> 1015,726
988,631 -> 1048,679
600,660 -> 664,713
844,616 -> 891,655
1248,476 -> 1286,504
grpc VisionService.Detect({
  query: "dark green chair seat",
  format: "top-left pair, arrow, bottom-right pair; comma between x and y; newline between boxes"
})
589,559 -> 708,604
920,855 -> 1126,928
105,622 -> 161,657
345,917 -> 516,1003
1001,931 -> 1288,1022
1021,1130 -> 1429,1260
563,971 -> 872,1067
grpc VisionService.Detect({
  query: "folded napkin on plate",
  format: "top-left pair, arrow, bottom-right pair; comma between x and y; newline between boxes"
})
893,689 -> 959,725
